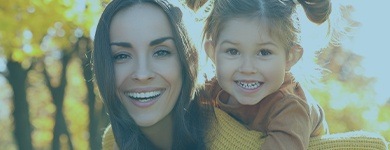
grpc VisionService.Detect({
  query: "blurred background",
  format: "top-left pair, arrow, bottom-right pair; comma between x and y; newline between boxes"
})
0,0 -> 389,149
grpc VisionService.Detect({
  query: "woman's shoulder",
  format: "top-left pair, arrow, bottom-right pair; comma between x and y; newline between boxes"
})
102,124 -> 117,150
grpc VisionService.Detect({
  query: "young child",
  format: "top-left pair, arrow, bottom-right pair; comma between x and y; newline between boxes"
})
202,0 -> 331,149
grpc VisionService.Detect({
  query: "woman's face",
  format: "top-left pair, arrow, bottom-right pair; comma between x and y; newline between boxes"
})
109,4 -> 182,127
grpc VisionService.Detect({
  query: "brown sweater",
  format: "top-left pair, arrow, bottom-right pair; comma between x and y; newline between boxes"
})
206,74 -> 328,150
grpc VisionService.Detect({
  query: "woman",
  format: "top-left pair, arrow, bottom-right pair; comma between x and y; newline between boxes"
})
93,0 -> 212,149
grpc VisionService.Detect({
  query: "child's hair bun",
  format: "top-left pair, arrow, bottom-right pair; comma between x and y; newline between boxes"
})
298,0 -> 332,24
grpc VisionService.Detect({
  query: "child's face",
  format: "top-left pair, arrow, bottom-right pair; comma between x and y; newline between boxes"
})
210,17 -> 289,105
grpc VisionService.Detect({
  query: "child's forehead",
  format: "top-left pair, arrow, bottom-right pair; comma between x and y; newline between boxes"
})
221,16 -> 290,45
218,17 -> 269,35
216,17 -> 283,44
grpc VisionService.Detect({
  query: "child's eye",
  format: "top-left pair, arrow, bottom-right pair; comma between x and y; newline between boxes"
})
153,49 -> 172,58
226,48 -> 239,55
113,53 -> 132,62
258,49 -> 271,56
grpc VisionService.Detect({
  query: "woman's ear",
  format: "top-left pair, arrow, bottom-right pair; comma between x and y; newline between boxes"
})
204,40 -> 216,63
286,45 -> 303,71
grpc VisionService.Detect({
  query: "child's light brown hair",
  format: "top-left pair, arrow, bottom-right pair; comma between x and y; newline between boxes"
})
203,0 -> 331,52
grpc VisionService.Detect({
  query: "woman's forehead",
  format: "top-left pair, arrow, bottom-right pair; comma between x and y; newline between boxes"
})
109,3 -> 173,44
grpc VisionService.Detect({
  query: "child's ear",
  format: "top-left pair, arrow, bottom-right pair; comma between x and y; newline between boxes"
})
286,45 -> 303,71
204,40 -> 216,63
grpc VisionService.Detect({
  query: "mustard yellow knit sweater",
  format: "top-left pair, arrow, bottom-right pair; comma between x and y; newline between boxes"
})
102,108 -> 389,150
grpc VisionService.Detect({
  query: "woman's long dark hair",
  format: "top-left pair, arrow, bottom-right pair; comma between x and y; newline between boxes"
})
92,0 -> 212,149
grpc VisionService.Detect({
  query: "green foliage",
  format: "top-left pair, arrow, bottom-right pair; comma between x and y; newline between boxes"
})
0,0 -> 103,62
311,76 -> 390,142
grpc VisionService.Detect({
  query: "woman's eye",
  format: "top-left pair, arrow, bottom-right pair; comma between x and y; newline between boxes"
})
153,49 -> 171,57
113,53 -> 131,61
259,49 -> 271,56
226,48 -> 239,55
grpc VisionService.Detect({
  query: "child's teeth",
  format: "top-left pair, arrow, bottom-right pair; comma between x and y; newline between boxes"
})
238,81 -> 260,89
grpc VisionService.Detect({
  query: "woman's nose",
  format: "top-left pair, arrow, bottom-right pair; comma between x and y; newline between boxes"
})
131,58 -> 155,81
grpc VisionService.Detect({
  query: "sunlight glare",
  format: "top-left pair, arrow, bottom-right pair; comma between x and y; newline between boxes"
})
338,0 -> 390,105
328,81 -> 361,110
362,107 -> 379,122
0,56 -> 6,73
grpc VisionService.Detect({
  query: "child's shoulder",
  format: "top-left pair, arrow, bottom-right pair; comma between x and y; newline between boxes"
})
271,81 -> 313,115
204,77 -> 223,100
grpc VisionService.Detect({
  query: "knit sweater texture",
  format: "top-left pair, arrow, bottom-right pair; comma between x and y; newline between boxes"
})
102,108 -> 389,149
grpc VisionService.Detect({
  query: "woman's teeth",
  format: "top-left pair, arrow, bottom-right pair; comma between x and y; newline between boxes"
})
236,81 -> 261,89
126,91 -> 161,102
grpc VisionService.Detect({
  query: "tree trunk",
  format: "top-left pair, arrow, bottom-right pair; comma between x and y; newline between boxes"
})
79,37 -> 100,150
7,60 -> 33,150
44,52 -> 74,150
78,37 -> 109,149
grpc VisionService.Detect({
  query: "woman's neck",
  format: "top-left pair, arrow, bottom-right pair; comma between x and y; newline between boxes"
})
140,113 -> 173,150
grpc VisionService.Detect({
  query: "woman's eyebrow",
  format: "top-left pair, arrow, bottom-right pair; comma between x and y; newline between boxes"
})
110,42 -> 132,48
149,37 -> 175,46
109,37 -> 174,48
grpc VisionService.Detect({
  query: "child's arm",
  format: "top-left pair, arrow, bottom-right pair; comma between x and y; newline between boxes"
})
262,97 -> 312,150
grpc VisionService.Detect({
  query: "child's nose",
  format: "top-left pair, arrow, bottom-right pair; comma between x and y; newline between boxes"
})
238,57 -> 257,74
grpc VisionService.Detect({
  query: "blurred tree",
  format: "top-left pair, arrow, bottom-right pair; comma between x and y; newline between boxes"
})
77,36 -> 106,150
0,0 -> 108,149
313,3 -> 390,140
43,49 -> 73,150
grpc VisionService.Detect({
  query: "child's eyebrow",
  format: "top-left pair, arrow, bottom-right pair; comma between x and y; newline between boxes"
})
219,40 -> 278,47
256,41 -> 278,47
219,40 -> 239,46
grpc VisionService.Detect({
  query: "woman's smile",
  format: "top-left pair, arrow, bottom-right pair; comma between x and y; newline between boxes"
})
125,88 -> 165,107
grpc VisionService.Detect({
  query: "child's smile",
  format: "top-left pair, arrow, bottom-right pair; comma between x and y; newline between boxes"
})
235,80 -> 262,91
